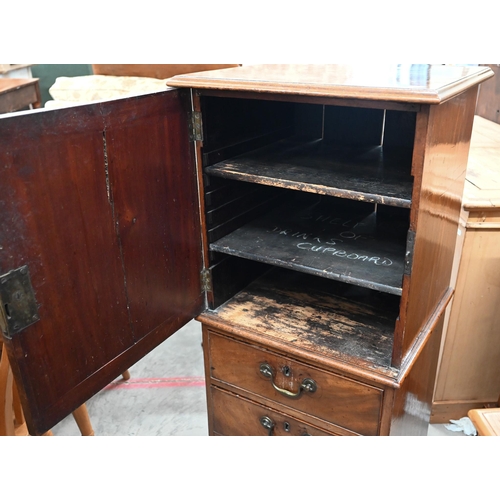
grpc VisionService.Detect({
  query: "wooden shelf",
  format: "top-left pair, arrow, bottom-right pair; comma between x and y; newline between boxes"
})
210,197 -> 408,296
205,138 -> 414,208
207,267 -> 399,371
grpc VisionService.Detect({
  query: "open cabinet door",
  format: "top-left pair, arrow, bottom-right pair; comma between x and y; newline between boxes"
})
0,88 -> 205,435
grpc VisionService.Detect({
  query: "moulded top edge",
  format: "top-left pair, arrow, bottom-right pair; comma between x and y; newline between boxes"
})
166,64 -> 494,104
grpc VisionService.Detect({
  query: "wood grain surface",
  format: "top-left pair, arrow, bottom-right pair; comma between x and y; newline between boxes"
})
0,89 -> 204,434
208,332 -> 383,435
167,64 -> 493,104
92,64 -> 239,80
395,87 -> 479,365
202,267 -> 399,374
206,139 -> 414,207
211,386 -> 337,436
210,196 -> 407,295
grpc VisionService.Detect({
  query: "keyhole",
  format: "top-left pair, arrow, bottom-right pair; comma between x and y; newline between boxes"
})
282,365 -> 291,377
283,422 -> 290,432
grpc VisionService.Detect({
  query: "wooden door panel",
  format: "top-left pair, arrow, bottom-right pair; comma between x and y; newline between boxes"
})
102,92 -> 204,338
0,89 -> 203,434
0,105 -> 133,431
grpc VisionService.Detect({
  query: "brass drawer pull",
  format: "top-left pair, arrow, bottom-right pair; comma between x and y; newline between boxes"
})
259,363 -> 317,399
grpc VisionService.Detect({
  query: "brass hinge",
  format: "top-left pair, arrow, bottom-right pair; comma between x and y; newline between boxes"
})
404,230 -> 416,275
0,265 -> 40,339
201,268 -> 212,293
189,111 -> 203,142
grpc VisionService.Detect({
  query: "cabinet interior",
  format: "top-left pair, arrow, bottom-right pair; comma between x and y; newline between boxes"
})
200,94 -> 416,368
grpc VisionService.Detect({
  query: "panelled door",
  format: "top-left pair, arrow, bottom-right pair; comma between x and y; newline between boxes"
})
0,89 -> 204,435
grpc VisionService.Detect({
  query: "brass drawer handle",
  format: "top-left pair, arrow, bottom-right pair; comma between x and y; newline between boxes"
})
259,363 -> 317,399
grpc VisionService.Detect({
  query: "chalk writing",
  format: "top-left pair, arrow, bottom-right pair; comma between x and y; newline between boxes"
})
269,210 -> 393,267
296,243 -> 393,266
300,212 -> 369,229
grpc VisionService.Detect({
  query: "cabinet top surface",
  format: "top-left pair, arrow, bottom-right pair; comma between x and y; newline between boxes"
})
0,78 -> 39,93
166,64 -> 493,104
465,116 -> 500,210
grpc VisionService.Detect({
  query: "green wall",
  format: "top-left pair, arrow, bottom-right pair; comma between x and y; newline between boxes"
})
31,64 -> 93,106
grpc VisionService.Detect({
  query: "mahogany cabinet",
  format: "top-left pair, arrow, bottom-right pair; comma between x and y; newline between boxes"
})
0,64 -> 493,436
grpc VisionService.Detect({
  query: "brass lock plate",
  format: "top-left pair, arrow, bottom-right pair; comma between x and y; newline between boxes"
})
0,266 -> 40,338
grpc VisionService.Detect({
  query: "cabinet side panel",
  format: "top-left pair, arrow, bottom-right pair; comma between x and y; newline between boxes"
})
390,316 -> 444,435
202,325 -> 215,436
400,87 -> 478,361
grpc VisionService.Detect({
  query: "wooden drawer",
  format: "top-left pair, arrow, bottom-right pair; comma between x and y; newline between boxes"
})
0,80 -> 39,114
207,331 -> 384,435
211,386 -> 337,436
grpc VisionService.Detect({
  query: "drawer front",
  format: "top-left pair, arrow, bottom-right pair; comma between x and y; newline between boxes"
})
211,386 -> 336,436
208,331 -> 383,435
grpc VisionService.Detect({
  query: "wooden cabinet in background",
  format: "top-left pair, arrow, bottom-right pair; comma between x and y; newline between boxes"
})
475,64 -> 500,124
0,64 -> 493,436
0,78 -> 41,114
432,116 -> 500,422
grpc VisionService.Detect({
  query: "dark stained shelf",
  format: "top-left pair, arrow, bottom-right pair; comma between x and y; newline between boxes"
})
208,267 -> 399,370
205,138 -> 414,208
210,197 -> 408,296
